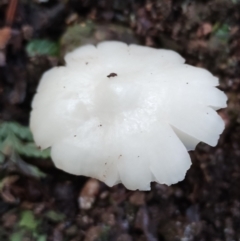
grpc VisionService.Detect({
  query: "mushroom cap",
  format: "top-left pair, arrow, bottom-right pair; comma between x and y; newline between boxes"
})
30,41 -> 227,190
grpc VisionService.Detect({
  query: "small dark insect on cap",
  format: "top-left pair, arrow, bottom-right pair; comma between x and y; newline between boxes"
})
107,73 -> 117,78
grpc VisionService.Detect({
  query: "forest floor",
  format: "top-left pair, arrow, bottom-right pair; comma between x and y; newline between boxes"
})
1,0 -> 240,241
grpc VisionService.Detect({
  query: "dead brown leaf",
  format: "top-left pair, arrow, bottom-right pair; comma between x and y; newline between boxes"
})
0,27 -> 11,49
197,22 -> 212,37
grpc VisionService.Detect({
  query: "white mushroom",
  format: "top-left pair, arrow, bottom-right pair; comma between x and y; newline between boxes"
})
30,41 -> 227,190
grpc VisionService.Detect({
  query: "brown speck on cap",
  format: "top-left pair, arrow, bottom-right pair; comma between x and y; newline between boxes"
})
107,73 -> 117,78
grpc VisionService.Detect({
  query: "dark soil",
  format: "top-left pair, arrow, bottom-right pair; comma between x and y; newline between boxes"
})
1,0 -> 240,241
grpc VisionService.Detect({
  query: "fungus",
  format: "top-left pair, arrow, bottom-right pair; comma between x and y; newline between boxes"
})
30,41 -> 227,191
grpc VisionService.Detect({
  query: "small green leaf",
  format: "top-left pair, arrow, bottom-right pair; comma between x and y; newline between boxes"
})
8,122 -> 33,141
8,133 -> 23,155
37,234 -> 47,241
60,21 -> 95,54
19,210 -> 39,230
0,135 -> 14,156
19,143 -> 50,159
0,152 -> 5,163
26,39 -> 60,57
10,230 -> 25,241
212,23 -> 230,43
45,210 -> 65,222
0,121 -> 50,159
0,122 -> 33,141
0,122 -> 9,138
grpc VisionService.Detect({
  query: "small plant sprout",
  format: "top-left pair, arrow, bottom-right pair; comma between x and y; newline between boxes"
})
30,41 -> 227,190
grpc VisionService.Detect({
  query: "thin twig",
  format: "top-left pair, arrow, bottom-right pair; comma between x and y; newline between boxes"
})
6,0 -> 18,26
